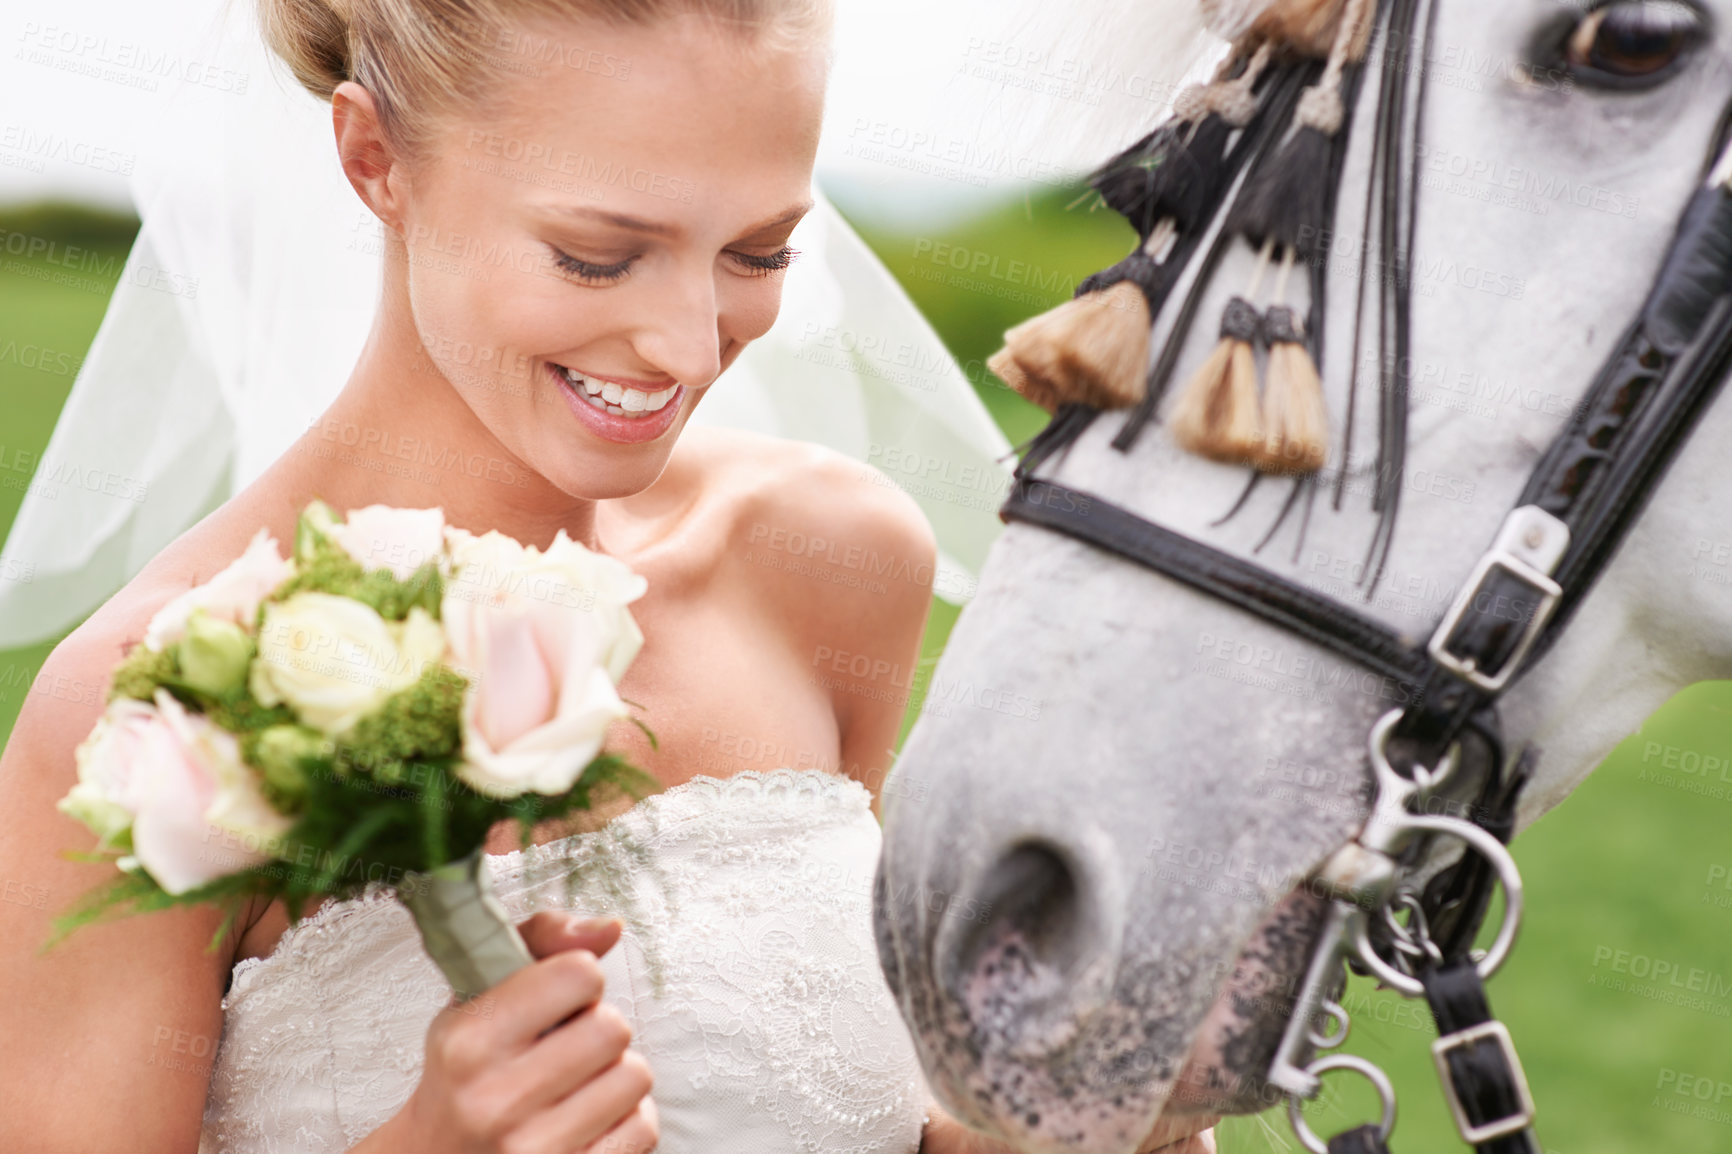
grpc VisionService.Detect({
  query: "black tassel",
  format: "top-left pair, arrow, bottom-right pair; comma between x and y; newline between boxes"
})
1090,114 -> 1236,237
1092,121 -> 1177,188
1224,124 -> 1335,258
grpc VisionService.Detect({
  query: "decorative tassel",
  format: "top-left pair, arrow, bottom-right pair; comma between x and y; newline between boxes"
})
1226,32 -> 1354,261
989,45 -> 1280,414
1092,115 -> 1233,237
989,238 -> 1167,412
1256,304 -> 1328,473
1224,117 -> 1336,260
1089,44 -> 1272,237
1168,295 -> 1265,462
1200,0 -> 1274,42
985,344 -> 1035,403
1160,0 -> 1369,471
1247,0 -> 1377,61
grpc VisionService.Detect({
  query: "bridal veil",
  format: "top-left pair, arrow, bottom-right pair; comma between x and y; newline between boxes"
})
0,0 -> 1214,647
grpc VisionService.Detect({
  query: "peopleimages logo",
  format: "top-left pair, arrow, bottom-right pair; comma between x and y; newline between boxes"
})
462,131 -> 694,202
1588,945 -> 1732,1018
304,417 -> 531,489
0,125 -> 134,174
1653,1067 -> 1732,1128
0,228 -> 121,277
14,23 -> 249,94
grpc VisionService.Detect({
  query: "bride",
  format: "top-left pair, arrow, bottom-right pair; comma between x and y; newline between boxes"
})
0,0 -> 1218,1152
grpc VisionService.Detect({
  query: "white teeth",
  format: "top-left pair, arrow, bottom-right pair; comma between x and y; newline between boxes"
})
557,365 -> 678,418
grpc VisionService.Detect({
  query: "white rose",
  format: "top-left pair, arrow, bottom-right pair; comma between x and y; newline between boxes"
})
536,530 -> 647,681
144,529 -> 291,651
250,593 -> 447,735
329,505 -> 448,580
442,528 -> 647,797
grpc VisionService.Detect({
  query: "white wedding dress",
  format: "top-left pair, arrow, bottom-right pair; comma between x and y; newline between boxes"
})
199,769 -> 930,1154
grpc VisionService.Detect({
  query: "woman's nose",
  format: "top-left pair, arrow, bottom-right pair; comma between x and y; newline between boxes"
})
633,270 -> 723,388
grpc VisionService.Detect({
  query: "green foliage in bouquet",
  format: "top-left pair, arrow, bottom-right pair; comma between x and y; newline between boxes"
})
275,509 -> 445,623
51,501 -> 658,950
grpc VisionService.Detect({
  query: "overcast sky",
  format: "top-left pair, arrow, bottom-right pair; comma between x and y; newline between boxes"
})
0,0 -> 1208,226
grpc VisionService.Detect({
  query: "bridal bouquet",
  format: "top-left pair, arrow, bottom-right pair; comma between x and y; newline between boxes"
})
51,500 -> 654,997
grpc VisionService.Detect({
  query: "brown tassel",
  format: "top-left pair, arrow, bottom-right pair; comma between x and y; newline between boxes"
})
1247,0 -> 1375,61
985,344 -> 1051,411
992,280 -> 1151,412
1168,296 -> 1265,463
1255,305 -> 1328,473
987,223 -> 1175,412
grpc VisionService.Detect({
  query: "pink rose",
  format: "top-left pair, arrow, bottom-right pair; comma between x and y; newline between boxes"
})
144,529 -> 291,651
328,505 -> 447,581
60,691 -> 292,895
442,530 -> 647,797
59,697 -> 158,847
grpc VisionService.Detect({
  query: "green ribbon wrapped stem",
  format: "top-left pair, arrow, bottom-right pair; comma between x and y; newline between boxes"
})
400,848 -> 533,1001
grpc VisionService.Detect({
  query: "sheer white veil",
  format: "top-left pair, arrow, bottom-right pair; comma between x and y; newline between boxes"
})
0,0 -> 1222,648
0,0 -> 1041,647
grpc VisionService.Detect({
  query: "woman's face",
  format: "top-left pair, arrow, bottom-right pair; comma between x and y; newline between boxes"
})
394,14 -> 827,499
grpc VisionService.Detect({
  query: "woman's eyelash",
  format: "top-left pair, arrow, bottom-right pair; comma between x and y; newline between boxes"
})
549,246 -> 635,282
732,246 -> 800,275
547,244 -> 800,282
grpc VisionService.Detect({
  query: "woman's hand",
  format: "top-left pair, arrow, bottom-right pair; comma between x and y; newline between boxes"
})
359,911 -> 658,1153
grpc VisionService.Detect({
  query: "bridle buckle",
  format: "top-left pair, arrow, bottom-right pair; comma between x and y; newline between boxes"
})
1426,506 -> 1570,693
1431,1019 -> 1537,1144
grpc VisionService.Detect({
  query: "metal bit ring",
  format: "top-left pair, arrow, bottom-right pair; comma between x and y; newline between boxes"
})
1307,998 -> 1350,1050
1286,1053 -> 1397,1154
1349,814 -> 1524,996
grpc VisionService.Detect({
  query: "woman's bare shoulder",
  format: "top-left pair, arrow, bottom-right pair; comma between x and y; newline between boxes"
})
675,426 -> 936,582
677,427 -> 937,676
675,428 -> 937,792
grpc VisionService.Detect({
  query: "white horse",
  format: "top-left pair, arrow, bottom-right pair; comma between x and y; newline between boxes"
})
872,1 -> 1732,1151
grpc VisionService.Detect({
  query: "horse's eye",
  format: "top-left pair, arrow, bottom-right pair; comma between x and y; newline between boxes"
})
1562,0 -> 1707,89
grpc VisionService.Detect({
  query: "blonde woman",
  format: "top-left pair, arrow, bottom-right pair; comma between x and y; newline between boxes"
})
0,1 -> 1218,1152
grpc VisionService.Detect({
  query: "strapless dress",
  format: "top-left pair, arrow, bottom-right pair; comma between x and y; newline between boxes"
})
198,768 -> 930,1154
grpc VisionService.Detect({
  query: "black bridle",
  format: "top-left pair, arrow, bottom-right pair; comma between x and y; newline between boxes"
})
990,11 -> 1732,1153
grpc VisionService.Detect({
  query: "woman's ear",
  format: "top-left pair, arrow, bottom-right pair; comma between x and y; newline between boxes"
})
331,81 -> 409,234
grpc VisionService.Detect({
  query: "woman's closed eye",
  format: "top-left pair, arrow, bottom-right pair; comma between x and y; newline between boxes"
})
730,245 -> 800,277
546,244 -> 801,285
548,246 -> 637,284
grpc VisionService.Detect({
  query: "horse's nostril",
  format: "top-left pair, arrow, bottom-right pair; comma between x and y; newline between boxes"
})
982,843 -> 1081,970
942,840 -> 1105,1035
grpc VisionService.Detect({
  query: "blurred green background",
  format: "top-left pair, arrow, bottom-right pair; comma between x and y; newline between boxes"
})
1,191 -> 1729,1153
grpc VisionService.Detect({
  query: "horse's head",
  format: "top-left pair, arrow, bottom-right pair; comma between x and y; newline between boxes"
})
874,2 -> 1732,1151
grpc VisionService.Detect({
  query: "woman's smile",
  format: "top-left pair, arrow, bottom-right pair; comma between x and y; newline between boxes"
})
547,360 -> 688,444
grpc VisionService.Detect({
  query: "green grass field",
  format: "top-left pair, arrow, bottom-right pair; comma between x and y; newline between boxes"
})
2,196 -> 1729,1154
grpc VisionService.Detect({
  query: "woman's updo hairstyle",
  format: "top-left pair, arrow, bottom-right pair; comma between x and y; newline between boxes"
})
259,0 -> 831,158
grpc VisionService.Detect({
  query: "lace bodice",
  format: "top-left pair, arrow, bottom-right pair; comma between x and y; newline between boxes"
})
199,769 -> 931,1153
